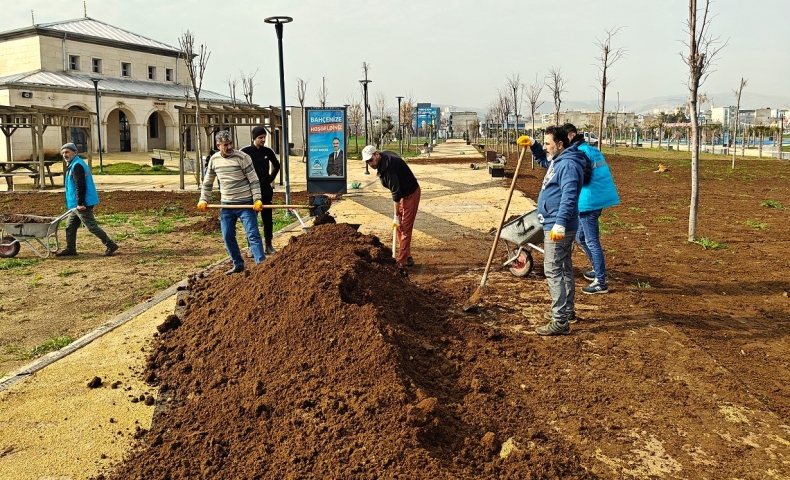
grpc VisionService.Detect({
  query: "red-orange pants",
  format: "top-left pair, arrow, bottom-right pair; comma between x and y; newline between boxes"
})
395,186 -> 421,264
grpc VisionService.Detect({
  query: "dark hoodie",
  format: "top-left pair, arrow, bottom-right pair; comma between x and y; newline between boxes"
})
529,142 -> 587,231
376,151 -> 419,202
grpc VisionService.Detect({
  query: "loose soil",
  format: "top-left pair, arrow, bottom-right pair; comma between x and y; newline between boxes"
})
3,151 -> 790,478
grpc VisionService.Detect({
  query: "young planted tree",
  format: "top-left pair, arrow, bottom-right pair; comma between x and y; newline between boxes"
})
345,94 -> 362,156
317,76 -> 329,108
524,74 -> 545,169
731,77 -> 747,168
296,77 -> 308,162
401,94 -> 415,149
374,91 -> 388,148
594,27 -> 626,150
546,67 -> 567,125
506,73 -> 523,138
240,69 -> 258,106
682,0 -> 727,241
178,30 -> 210,186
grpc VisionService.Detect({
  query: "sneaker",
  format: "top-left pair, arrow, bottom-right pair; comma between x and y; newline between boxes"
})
55,249 -> 77,257
225,265 -> 245,275
536,320 -> 570,336
544,311 -> 578,324
582,282 -> 609,295
103,243 -> 119,257
265,243 -> 276,255
406,257 -> 415,267
583,270 -> 596,282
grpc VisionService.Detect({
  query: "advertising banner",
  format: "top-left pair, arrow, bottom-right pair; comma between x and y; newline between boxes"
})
306,108 -> 346,179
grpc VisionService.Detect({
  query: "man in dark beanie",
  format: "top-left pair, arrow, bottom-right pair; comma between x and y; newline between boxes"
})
241,126 -> 281,254
55,142 -> 118,257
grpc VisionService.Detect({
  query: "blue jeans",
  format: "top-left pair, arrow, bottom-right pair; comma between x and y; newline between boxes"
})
576,209 -> 606,286
544,229 -> 576,322
220,202 -> 265,268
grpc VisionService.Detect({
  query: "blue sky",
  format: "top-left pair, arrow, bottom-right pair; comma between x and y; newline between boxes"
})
6,0 -> 790,112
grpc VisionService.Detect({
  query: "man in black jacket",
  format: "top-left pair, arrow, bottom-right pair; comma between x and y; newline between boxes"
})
361,145 -> 420,267
241,126 -> 281,254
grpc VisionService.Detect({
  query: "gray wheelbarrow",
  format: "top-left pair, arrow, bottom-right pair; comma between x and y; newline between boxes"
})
499,208 -> 545,277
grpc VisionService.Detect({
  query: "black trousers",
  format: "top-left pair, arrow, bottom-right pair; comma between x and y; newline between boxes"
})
259,188 -> 274,242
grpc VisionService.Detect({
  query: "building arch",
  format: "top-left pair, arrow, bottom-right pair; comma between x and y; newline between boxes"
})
66,105 -> 89,153
104,107 -> 138,152
145,109 -> 174,151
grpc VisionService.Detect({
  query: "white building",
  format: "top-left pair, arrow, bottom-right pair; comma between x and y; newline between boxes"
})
0,16 -> 230,161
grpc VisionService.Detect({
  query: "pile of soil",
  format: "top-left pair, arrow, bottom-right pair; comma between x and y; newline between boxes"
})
107,223 -> 589,478
0,214 -> 50,223
176,215 -> 222,234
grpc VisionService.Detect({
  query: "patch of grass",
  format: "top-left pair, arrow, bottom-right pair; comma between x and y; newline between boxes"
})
30,274 -> 42,287
151,278 -> 173,290
745,220 -> 767,230
121,302 -> 133,311
91,162 -> 179,175
598,219 -> 613,235
99,213 -> 130,225
636,280 -> 651,288
196,260 -> 213,268
611,221 -> 634,228
115,230 -> 135,241
30,335 -> 74,357
628,207 -> 646,213
57,268 -> 78,277
0,258 -> 40,270
3,344 -> 33,361
693,237 -> 728,250
761,200 -> 785,209
657,216 -> 677,222
138,219 -> 174,235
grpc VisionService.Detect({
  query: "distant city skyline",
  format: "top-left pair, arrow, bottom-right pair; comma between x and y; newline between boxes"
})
6,0 -> 789,113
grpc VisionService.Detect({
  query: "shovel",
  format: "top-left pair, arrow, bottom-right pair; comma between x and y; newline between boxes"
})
462,145 -> 528,312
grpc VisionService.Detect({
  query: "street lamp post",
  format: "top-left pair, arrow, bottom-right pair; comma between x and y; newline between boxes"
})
396,95 -> 403,155
359,79 -> 372,175
91,78 -> 103,173
264,15 -> 293,206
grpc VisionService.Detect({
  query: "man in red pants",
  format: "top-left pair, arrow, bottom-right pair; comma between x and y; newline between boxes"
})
361,145 -> 421,267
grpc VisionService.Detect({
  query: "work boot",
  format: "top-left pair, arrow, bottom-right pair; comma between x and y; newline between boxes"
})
544,310 -> 578,324
225,265 -> 245,275
406,257 -> 414,267
265,241 -> 276,255
103,243 -> 119,257
55,248 -> 77,257
535,320 -> 570,336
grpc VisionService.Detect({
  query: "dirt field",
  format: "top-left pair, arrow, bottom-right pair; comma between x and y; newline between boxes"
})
2,150 -> 790,477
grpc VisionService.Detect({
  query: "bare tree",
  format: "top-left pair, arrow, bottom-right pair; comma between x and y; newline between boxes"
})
295,77 -> 309,162
595,27 -> 626,150
546,67 -> 567,125
506,73 -> 523,138
613,92 -> 621,155
682,0 -> 727,241
317,76 -> 329,108
345,93 -> 362,155
731,77 -> 747,169
178,30 -> 210,187
375,91 -> 388,148
524,74 -> 545,169
226,75 -> 238,107
401,93 -> 415,149
240,69 -> 258,106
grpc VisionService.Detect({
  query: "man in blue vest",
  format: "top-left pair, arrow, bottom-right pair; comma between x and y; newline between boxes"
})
55,143 -> 118,257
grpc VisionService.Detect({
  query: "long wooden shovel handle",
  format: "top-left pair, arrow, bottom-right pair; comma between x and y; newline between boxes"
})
477,146 -> 528,287
205,204 -> 310,209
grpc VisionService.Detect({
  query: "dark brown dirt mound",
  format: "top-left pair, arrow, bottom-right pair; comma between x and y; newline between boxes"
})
0,214 -> 51,223
109,223 -> 590,479
175,215 -> 221,234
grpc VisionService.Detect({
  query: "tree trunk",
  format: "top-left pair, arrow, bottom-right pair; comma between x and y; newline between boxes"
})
194,99 -> 203,186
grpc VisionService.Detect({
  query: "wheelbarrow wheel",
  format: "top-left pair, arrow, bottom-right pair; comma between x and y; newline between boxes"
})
0,236 -> 20,258
508,250 -> 533,277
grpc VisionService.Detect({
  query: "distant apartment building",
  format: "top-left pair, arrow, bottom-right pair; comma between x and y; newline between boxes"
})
447,111 -> 477,139
0,16 -> 230,161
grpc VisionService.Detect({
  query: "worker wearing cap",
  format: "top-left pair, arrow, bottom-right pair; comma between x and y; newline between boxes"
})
55,142 -> 118,258
361,145 -> 420,267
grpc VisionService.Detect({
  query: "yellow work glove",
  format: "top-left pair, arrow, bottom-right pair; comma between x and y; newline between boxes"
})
517,135 -> 533,147
253,200 -> 264,212
392,215 -> 401,231
549,224 -> 566,241
197,201 -> 207,212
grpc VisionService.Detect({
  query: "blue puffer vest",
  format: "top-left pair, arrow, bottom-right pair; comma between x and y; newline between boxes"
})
65,156 -> 100,208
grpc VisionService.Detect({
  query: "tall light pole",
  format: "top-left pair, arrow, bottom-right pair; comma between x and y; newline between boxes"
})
91,78 -> 103,172
396,95 -> 403,155
264,15 -> 293,205
359,78 -> 372,175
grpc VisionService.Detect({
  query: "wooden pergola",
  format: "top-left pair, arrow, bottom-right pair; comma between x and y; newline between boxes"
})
0,105 -> 95,189
175,104 -> 285,189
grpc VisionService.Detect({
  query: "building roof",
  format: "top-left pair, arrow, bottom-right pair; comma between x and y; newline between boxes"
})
0,70 -> 232,103
37,17 -> 180,52
0,17 -> 181,57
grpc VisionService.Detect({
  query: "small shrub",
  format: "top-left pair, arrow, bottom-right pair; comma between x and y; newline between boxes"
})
745,220 -> 767,230
693,237 -> 727,250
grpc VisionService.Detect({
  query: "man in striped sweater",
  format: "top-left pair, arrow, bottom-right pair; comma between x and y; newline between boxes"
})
198,130 -> 266,275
